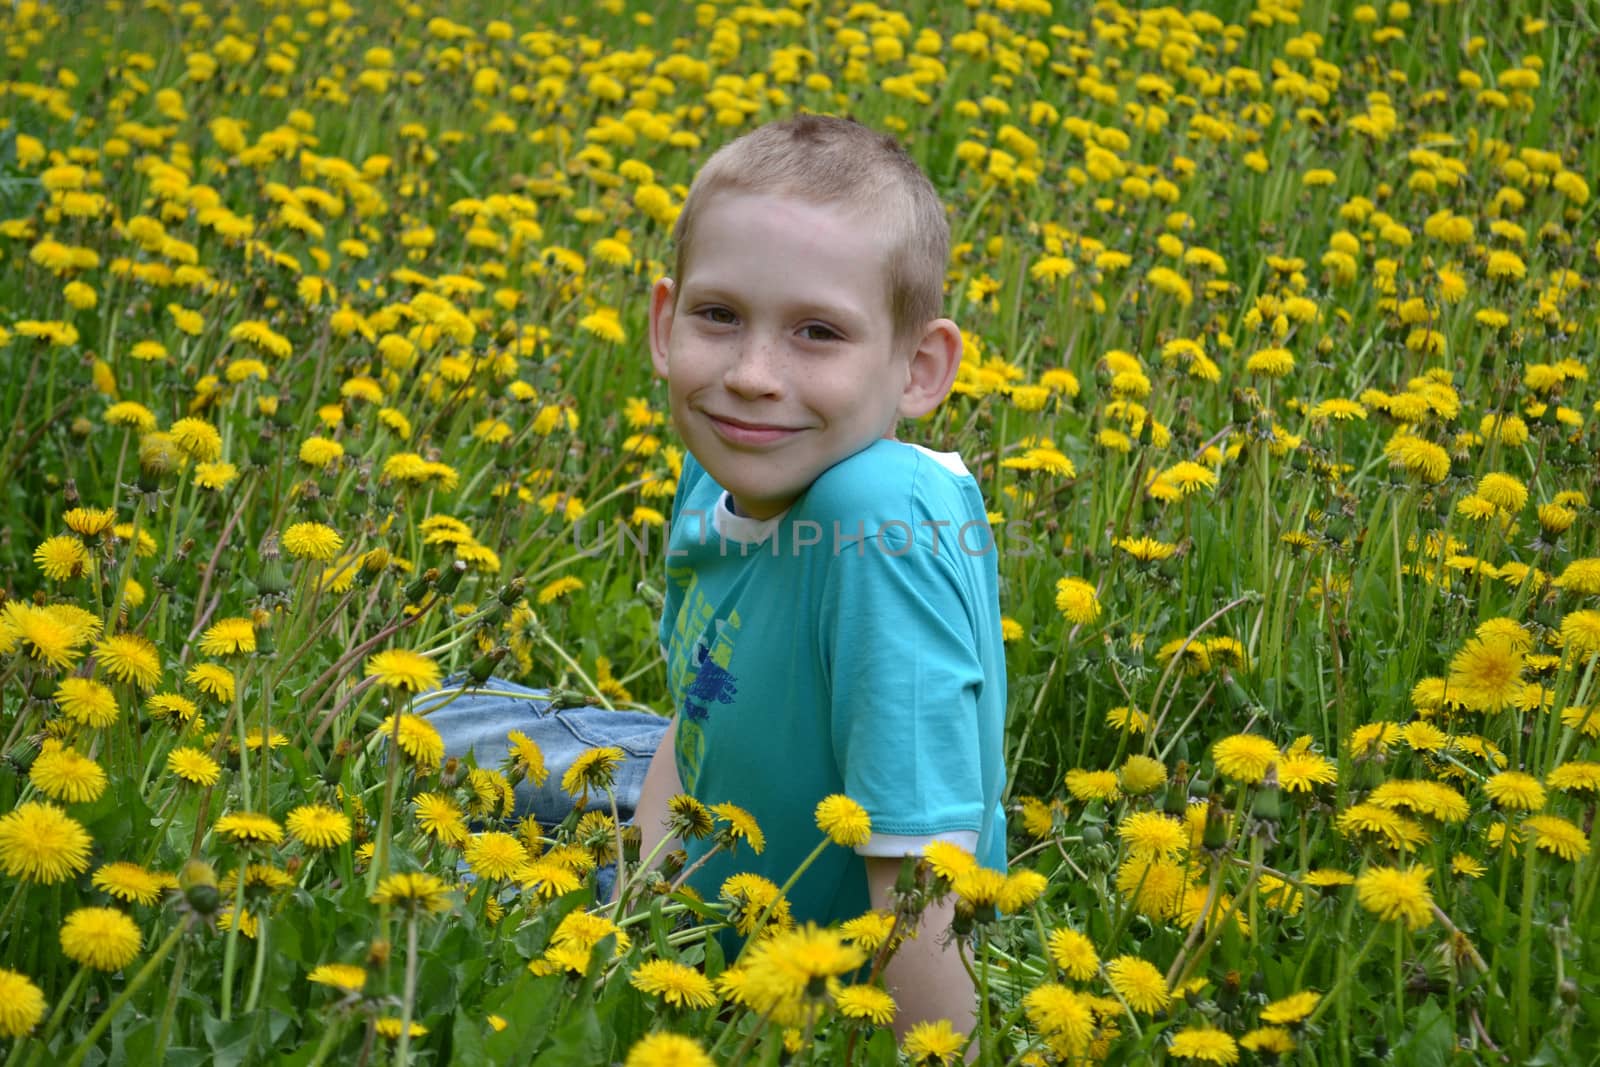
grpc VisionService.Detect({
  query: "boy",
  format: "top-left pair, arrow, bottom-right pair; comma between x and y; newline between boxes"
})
637,113 -> 1008,1036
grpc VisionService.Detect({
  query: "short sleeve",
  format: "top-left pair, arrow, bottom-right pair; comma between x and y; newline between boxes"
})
819,522 -> 988,847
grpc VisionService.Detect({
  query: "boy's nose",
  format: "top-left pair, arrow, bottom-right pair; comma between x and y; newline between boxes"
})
723,336 -> 784,398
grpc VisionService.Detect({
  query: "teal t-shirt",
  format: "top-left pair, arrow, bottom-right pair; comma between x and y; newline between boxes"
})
659,438 -> 1008,928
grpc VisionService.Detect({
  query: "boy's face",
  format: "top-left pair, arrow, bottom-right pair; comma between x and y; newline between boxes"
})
648,191 -> 912,519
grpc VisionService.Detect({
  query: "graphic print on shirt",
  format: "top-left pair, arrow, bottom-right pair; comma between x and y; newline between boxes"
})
665,572 -> 740,794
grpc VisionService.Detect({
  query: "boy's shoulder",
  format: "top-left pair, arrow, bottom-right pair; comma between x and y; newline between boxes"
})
803,438 -> 982,524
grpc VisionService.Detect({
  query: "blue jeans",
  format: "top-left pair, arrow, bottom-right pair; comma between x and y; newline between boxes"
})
418,675 -> 668,827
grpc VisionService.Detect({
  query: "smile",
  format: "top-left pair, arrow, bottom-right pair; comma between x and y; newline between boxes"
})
705,413 -> 802,446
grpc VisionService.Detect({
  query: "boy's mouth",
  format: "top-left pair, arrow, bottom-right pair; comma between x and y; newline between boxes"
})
705,412 -> 801,446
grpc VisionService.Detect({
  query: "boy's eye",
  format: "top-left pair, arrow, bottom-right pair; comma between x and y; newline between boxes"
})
800,324 -> 841,342
701,307 -> 737,325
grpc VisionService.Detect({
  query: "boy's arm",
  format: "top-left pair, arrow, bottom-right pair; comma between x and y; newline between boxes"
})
633,717 -> 684,876
864,856 -> 977,1051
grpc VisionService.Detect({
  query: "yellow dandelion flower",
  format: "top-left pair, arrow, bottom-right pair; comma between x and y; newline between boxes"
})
89,633 -> 160,691
464,832 -> 527,881
34,535 -> 91,580
903,1019 -> 965,1065
624,1033 -> 714,1067
815,795 -> 872,848
1355,866 -> 1434,929
1106,955 -> 1171,1014
92,862 -> 168,906
1047,927 -> 1099,981
55,677 -> 119,728
366,649 -> 442,692
370,872 -> 453,913
282,521 -> 343,561
1260,990 -> 1320,1025
1212,734 -> 1280,784
60,907 -> 141,971
1168,1027 -> 1239,1064
30,745 -> 108,804
1522,815 -> 1590,861
1054,577 -> 1101,625
286,804 -> 352,849
198,617 -> 256,657
307,963 -> 367,992
0,802 -> 93,883
0,968 -> 46,1038
629,958 -> 717,1009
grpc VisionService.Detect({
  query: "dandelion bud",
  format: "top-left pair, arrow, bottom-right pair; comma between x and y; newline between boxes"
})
249,420 -> 277,463
367,939 -> 392,967
435,559 -> 467,596
1217,970 -> 1242,1012
894,852 -> 920,897
1253,764 -> 1282,824
254,623 -> 276,656
497,578 -> 525,606
403,569 -> 436,603
1231,389 -> 1254,426
63,479 -> 80,508
467,646 -> 507,685
438,757 -> 462,790
1560,978 -> 1580,1006
1163,778 -> 1190,818
1201,796 -> 1230,852
661,848 -> 686,879
256,554 -> 291,598
1081,825 -> 1104,846
180,859 -> 220,915
951,901 -> 976,939
323,740 -> 350,786
1220,672 -> 1252,713
6,738 -> 40,775
31,672 -> 58,701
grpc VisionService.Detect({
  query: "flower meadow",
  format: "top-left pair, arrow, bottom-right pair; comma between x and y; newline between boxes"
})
2,0 -> 1599,1062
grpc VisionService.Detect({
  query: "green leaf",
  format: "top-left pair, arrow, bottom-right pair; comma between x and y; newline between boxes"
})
200,1013 -> 261,1067
536,997 -> 604,1067
1391,999 -> 1454,1067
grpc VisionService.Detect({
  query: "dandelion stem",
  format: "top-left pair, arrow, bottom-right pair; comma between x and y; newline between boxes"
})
1306,921 -> 1383,1028
64,918 -> 189,1067
21,967 -> 87,1067
397,914 -> 420,1066
153,934 -> 190,1057
371,700 -> 408,890
304,1013 -> 350,1067
1165,855 -> 1223,987
244,916 -> 270,1014
220,845 -> 250,1021
667,841 -> 725,895
1512,847 -> 1540,1058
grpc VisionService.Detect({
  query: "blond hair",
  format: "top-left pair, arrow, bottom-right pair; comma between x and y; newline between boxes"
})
670,115 -> 948,345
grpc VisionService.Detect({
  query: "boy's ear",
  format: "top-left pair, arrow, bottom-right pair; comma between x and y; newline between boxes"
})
897,318 -> 963,420
647,277 -> 676,379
